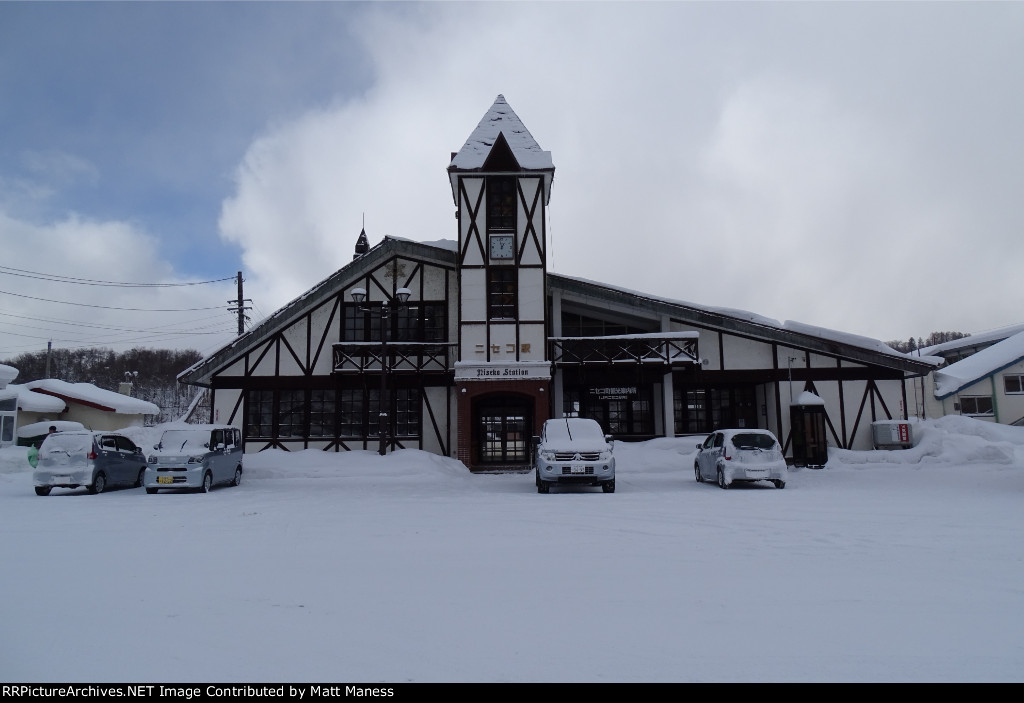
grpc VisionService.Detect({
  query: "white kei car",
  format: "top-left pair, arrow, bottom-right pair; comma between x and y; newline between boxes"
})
694,428 -> 787,489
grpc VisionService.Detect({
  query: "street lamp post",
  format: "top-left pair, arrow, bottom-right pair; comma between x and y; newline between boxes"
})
350,286 -> 411,456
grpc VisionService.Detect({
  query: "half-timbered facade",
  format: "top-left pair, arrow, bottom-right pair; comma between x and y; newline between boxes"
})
179,95 -> 937,469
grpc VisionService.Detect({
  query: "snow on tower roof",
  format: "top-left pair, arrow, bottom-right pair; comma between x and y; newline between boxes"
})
448,95 -> 553,171
933,330 -> 1024,399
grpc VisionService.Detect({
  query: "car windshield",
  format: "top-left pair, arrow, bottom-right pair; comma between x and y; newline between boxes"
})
158,429 -> 210,452
545,419 -> 605,445
731,433 -> 777,451
40,433 -> 92,454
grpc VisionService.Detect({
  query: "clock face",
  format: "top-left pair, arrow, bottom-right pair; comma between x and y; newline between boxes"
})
489,234 -> 514,260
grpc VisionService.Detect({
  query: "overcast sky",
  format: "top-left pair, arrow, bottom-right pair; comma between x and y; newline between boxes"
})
2,1 -> 1022,361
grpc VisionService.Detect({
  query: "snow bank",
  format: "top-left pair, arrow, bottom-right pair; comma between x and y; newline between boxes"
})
827,415 -> 1024,467
240,447 -> 473,482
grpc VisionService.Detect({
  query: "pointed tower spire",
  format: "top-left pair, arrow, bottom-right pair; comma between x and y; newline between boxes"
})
447,95 -> 554,206
353,226 -> 370,260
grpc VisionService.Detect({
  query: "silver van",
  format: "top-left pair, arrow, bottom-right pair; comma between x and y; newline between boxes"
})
33,430 -> 148,496
534,417 -> 616,493
144,425 -> 243,493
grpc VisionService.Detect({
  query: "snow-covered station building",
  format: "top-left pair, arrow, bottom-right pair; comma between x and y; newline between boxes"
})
179,96 -> 937,470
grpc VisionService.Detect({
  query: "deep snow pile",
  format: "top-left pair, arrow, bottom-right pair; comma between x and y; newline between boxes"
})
827,416 -> 1024,468
4,416 -> 1023,480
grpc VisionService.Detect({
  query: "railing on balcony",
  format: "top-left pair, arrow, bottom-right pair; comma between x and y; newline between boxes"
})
332,342 -> 457,374
550,333 -> 699,367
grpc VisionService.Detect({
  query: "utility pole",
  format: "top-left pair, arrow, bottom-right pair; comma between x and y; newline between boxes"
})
227,271 -> 252,336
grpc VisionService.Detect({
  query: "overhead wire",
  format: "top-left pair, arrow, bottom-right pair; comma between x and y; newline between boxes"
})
0,264 -> 245,356
0,266 -> 236,287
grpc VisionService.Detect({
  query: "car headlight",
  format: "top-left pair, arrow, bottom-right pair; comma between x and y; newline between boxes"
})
539,450 -> 556,461
147,455 -> 157,464
187,455 -> 205,464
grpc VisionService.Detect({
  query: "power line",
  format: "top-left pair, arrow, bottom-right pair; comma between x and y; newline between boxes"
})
0,266 -> 236,287
0,288 -> 225,311
0,310 -> 232,334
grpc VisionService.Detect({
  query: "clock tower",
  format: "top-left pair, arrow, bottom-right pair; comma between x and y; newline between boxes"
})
448,95 -> 554,469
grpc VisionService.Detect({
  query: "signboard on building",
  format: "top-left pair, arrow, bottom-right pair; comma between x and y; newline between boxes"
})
454,362 -> 552,381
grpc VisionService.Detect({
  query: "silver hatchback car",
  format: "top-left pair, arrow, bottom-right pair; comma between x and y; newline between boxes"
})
144,425 -> 243,493
33,430 -> 148,496
695,428 -> 787,489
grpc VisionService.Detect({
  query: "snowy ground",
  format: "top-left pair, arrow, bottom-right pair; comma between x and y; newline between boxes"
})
2,416 -> 1023,683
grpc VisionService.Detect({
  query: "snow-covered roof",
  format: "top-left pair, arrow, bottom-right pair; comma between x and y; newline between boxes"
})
918,323 -> 1024,357
551,272 -> 939,371
933,330 -> 1024,399
16,420 -> 85,438
794,391 -> 826,406
448,95 -> 554,171
0,364 -> 18,387
9,384 -> 66,413
25,379 -> 159,415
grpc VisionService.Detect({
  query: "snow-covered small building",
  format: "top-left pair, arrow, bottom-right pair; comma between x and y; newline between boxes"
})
18,379 -> 159,432
179,95 -> 938,468
926,331 -> 1024,426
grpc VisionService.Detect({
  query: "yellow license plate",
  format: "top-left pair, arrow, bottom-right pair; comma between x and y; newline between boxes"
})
157,476 -> 174,484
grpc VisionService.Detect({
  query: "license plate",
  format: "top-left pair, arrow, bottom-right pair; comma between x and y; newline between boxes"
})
570,466 -> 587,474
54,476 -> 71,484
157,476 -> 174,484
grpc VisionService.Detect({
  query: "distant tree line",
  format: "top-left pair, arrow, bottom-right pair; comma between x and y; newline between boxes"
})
1,347 -> 208,424
887,331 -> 970,354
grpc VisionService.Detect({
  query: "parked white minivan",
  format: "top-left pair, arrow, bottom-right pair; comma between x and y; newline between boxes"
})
144,425 -> 243,493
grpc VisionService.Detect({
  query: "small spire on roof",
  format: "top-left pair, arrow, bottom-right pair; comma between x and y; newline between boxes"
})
354,226 -> 370,260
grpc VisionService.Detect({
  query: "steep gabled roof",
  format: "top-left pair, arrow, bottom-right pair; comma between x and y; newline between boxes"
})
448,95 -> 554,172
933,330 -> 1024,399
178,237 -> 458,387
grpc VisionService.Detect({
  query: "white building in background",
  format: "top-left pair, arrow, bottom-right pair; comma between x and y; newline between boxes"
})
0,364 -> 19,447
179,95 -> 938,469
920,330 -> 1024,426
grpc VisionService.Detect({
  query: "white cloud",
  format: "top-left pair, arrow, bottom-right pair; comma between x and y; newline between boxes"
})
216,2 -> 1024,343
0,209 -> 238,357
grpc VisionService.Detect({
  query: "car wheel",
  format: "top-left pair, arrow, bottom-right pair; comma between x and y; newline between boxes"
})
89,472 -> 107,494
537,479 -> 550,494
694,463 -> 703,482
200,471 -> 213,493
717,468 -> 729,490
135,468 -> 145,488
773,479 -> 786,489
232,467 -> 242,487
34,486 -> 51,496
146,487 -> 158,494
602,479 -> 616,493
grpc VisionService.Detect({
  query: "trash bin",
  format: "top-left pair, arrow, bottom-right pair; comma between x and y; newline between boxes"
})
790,393 -> 828,468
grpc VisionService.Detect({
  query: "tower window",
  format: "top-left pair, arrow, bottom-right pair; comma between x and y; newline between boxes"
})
487,176 -> 516,232
488,268 -> 517,320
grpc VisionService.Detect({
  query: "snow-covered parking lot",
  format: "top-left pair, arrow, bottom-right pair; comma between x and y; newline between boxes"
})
2,416 -> 1023,683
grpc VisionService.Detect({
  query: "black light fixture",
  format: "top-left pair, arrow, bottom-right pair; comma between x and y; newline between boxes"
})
350,287 -> 412,455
